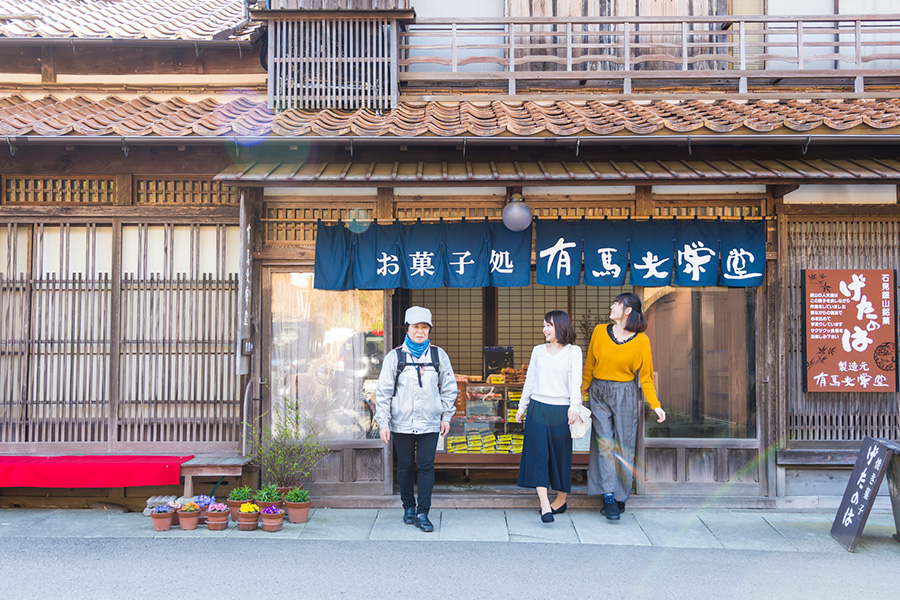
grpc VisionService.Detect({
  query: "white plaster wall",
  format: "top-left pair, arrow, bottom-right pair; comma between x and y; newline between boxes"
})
782,184 -> 898,204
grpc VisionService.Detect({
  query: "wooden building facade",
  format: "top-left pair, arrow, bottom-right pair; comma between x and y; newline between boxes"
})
1,0 -> 899,509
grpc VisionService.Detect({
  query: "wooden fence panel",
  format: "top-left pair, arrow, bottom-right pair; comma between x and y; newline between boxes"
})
0,221 -> 241,451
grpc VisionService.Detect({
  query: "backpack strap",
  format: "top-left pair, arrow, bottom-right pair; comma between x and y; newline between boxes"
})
392,345 -> 442,397
392,347 -> 407,398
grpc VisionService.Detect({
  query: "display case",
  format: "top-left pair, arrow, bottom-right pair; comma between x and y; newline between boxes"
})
436,381 -> 590,466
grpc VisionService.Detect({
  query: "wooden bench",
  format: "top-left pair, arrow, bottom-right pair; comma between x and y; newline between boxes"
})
180,454 -> 251,497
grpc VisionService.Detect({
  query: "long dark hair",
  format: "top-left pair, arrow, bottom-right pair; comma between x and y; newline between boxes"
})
544,310 -> 576,345
615,293 -> 647,333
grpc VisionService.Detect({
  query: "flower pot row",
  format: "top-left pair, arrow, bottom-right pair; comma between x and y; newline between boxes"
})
151,501 -> 311,532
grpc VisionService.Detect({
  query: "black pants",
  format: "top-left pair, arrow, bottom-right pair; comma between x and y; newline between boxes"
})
393,432 -> 439,514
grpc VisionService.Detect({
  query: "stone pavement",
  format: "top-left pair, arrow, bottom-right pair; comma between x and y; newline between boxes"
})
0,507 -> 898,555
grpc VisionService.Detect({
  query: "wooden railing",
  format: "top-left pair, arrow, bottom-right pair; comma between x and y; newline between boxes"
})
399,14 -> 900,96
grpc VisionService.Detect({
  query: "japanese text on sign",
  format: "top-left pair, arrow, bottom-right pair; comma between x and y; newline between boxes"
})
805,270 -> 897,393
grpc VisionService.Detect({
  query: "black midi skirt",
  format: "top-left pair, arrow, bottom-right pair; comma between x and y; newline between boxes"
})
517,400 -> 573,492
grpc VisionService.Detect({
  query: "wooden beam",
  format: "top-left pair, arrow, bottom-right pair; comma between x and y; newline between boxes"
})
0,205 -> 240,221
777,203 -> 900,216
770,184 -> 799,199
40,46 -> 56,83
375,187 -> 394,220
635,185 -> 653,216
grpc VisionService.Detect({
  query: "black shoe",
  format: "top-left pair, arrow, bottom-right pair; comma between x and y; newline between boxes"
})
403,507 -> 416,525
602,494 -> 620,521
541,511 -> 554,523
551,503 -> 567,515
600,501 -> 626,516
415,513 -> 434,532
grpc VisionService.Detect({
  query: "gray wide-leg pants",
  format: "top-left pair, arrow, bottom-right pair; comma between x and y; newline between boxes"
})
587,378 -> 640,501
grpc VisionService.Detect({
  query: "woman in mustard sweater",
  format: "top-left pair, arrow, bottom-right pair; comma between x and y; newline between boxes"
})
582,293 -> 666,521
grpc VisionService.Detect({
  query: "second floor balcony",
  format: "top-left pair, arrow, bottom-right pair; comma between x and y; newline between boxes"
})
258,11 -> 900,109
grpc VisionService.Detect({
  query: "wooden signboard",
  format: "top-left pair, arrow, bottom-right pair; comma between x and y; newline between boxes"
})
803,269 -> 897,392
830,436 -> 900,551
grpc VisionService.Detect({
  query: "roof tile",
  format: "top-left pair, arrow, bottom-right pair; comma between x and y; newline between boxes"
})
0,0 -> 255,41
3,95 -> 900,139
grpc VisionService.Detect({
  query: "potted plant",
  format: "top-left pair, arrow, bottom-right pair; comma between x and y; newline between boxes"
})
260,505 -> 285,532
150,505 -> 174,532
177,501 -> 201,531
166,500 -> 182,526
195,494 -> 214,525
227,486 -> 253,521
236,502 -> 260,531
254,483 -> 284,510
284,487 -> 312,524
206,503 -> 230,531
245,395 -> 330,491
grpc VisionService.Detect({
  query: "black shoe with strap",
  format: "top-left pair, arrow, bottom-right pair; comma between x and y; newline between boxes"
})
415,513 -> 434,532
403,507 -> 416,525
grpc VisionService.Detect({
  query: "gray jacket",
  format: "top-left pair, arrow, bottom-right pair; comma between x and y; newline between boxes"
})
374,343 -> 458,434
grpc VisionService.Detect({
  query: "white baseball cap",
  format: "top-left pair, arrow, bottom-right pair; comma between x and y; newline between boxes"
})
404,306 -> 433,327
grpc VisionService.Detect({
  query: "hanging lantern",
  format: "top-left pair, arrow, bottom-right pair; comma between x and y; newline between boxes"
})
501,193 -> 532,231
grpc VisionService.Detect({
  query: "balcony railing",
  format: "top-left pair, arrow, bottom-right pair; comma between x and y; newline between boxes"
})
399,14 -> 900,97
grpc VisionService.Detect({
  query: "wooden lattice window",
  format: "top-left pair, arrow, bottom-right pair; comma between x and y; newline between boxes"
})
3,176 -> 115,204
135,178 -> 240,205
394,198 -> 504,221
782,217 -> 900,445
653,199 -> 764,218
530,200 -> 633,219
263,201 -> 375,245
267,16 -> 401,110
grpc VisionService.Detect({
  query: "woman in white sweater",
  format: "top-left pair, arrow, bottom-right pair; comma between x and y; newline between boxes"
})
515,310 -> 584,523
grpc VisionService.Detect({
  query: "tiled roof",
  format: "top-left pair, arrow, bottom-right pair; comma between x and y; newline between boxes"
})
2,94 -> 900,138
0,0 -> 254,41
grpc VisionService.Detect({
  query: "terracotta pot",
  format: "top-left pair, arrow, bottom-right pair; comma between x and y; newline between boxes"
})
177,510 -> 200,531
198,508 -> 208,525
206,511 -> 230,531
150,511 -> 174,532
237,512 -> 259,531
260,510 -> 285,533
226,498 -> 249,521
255,499 -> 284,511
284,500 -> 311,524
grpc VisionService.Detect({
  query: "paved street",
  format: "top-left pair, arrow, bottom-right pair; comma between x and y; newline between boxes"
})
0,507 -> 898,599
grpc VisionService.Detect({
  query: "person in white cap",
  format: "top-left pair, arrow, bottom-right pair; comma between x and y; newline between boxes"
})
374,306 -> 458,533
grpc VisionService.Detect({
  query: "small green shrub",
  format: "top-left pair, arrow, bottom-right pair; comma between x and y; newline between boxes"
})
255,483 -> 283,502
285,487 -> 310,503
228,485 -> 253,502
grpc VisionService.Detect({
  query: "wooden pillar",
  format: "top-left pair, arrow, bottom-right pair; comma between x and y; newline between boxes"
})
41,46 -> 56,84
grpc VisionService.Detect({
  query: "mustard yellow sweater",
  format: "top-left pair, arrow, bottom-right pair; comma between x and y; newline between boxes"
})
581,323 -> 660,410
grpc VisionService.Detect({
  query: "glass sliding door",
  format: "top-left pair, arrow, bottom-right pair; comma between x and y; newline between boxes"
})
268,271 -> 385,441
638,286 -> 764,496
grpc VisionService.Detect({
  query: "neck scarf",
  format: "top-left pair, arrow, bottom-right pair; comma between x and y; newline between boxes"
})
404,334 -> 430,359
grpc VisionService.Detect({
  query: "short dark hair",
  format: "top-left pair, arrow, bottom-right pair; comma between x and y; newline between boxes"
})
544,310 -> 576,345
615,293 -> 647,333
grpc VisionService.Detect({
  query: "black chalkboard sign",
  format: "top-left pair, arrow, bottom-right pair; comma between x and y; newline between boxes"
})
830,436 -> 900,551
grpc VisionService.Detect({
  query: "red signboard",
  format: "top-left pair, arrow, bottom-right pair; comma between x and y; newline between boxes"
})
804,269 -> 897,393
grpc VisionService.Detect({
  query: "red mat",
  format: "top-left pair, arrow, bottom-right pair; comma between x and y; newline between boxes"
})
0,455 -> 194,488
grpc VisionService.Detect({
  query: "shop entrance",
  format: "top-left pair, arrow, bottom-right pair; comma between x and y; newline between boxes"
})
262,268 -> 766,501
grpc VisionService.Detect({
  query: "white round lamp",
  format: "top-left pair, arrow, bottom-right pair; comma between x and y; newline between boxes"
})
501,193 -> 533,231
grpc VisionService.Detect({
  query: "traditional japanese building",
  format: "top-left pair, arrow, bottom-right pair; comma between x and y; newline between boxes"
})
1,0 -> 899,510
